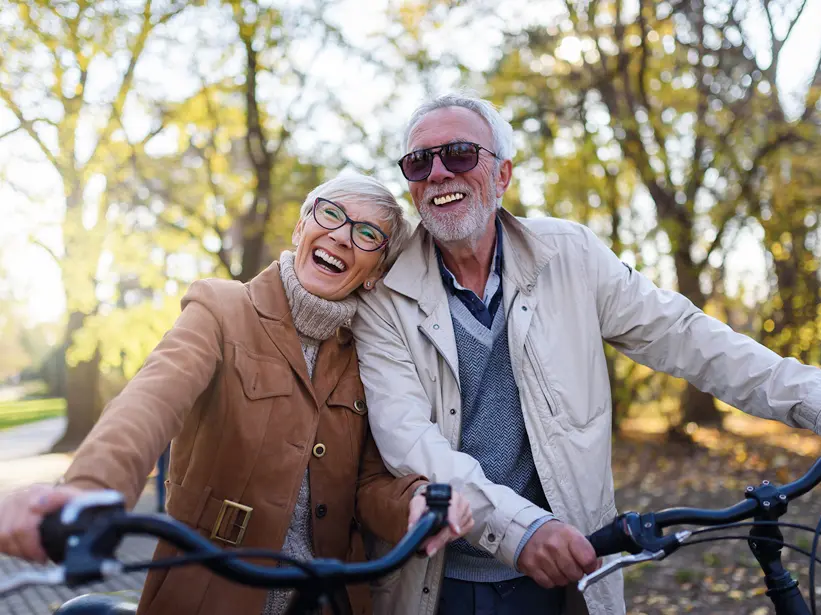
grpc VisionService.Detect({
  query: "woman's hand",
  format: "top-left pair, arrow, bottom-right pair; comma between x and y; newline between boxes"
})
407,488 -> 474,557
0,483 -> 85,563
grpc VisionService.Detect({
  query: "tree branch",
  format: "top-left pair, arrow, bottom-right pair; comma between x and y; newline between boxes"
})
0,90 -> 61,170
0,125 -> 21,142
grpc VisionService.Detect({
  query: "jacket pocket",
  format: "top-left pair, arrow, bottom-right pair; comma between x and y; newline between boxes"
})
525,338 -> 558,417
328,394 -> 369,461
233,345 -> 293,400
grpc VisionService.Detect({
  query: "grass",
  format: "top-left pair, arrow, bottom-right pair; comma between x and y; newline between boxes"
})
0,397 -> 66,430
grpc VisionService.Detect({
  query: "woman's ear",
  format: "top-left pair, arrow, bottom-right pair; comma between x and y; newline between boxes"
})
362,265 -> 386,291
292,219 -> 304,246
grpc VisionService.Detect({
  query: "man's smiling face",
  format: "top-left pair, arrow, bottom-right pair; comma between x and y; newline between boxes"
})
405,106 -> 501,244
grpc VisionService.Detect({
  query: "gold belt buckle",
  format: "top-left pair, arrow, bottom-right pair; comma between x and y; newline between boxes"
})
211,499 -> 253,546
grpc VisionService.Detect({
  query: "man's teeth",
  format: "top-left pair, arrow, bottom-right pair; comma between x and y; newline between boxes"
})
314,248 -> 346,271
433,193 -> 465,206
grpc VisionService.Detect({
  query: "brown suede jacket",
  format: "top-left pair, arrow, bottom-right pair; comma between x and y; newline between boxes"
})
63,262 -> 425,615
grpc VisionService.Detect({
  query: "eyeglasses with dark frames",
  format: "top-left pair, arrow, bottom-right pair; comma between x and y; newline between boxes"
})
397,141 -> 501,182
312,198 -> 389,252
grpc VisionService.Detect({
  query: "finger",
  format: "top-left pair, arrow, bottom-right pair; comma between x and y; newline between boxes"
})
407,495 -> 427,529
526,564 -> 555,589
30,488 -> 79,515
5,505 -> 30,561
12,515 -> 47,564
0,504 -> 17,558
541,547 -> 573,586
425,527 -> 458,556
571,535 -> 599,574
555,550 -> 584,583
447,518 -> 462,537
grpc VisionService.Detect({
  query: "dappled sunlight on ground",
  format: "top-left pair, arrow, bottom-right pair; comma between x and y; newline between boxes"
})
613,409 -> 821,614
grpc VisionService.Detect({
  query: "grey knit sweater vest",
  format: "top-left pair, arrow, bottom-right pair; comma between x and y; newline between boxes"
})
444,296 -> 548,583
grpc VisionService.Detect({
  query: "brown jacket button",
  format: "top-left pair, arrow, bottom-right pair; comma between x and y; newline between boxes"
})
316,504 -> 327,518
353,400 -> 367,415
312,443 -> 326,458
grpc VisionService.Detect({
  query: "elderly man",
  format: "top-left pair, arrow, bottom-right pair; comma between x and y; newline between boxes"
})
352,93 -> 821,615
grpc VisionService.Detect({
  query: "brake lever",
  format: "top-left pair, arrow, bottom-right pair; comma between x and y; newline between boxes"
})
578,530 -> 692,592
0,567 -> 65,596
577,550 -> 665,592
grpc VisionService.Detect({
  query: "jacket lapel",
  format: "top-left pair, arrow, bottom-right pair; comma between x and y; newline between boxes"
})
312,336 -> 354,410
384,209 -> 559,385
248,262 -> 315,403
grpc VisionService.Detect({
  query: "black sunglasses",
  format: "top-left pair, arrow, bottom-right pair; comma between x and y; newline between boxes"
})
397,141 -> 501,182
312,198 -> 389,252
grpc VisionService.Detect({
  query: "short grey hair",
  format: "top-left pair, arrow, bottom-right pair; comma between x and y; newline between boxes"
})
402,92 -> 515,161
298,172 -> 412,268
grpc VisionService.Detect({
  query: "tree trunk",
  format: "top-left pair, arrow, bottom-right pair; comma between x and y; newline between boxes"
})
671,238 -> 722,430
50,311 -> 102,453
237,36 -> 274,283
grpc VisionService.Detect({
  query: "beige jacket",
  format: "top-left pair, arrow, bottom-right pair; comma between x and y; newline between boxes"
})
352,209 -> 821,615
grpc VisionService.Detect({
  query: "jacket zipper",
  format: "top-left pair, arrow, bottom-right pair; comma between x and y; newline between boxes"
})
525,338 -> 558,417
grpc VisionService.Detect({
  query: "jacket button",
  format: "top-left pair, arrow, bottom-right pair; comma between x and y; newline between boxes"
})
432,324 -> 440,330
422,587 -> 430,594
353,400 -> 367,414
449,408 -> 456,415
487,533 -> 496,542
521,306 -> 528,311
316,504 -> 327,518
312,443 -> 326,458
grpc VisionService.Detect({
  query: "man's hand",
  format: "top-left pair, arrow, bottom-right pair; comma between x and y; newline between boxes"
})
518,520 -> 600,588
0,484 -> 85,564
407,489 -> 474,557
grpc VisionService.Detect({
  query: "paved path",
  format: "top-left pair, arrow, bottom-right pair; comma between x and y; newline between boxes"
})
0,418 -> 66,463
0,420 -> 160,614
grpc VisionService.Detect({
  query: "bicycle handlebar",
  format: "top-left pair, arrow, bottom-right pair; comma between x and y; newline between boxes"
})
6,483 -> 454,594
586,456 -> 821,558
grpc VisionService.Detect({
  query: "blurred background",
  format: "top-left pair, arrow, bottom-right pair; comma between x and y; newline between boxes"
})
0,0 -> 820,612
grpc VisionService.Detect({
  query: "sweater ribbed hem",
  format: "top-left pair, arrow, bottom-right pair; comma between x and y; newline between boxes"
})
444,550 -> 523,583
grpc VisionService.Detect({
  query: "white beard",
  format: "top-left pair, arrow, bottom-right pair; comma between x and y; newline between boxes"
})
417,179 -> 497,244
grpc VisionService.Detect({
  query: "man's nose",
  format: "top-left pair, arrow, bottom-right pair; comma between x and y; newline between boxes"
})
427,153 -> 455,183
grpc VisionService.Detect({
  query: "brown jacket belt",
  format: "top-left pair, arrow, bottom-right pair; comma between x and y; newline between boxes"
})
166,482 -> 252,546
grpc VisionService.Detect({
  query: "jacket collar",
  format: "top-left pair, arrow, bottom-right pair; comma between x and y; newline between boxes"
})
248,261 -> 292,321
383,208 -> 558,311
247,261 -> 352,409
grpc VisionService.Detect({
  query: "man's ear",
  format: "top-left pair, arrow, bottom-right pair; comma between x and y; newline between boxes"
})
495,159 -> 513,199
292,219 -> 304,246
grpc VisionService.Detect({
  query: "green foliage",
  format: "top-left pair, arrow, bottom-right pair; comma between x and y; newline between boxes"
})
0,397 -> 66,431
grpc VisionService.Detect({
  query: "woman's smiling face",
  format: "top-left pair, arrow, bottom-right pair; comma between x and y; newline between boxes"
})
291,197 -> 391,301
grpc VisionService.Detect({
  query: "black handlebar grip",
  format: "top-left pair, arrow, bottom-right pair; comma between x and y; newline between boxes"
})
39,508 -> 69,563
586,517 -> 633,557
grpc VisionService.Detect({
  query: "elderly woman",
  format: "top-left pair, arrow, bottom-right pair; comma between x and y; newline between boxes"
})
0,173 -> 472,615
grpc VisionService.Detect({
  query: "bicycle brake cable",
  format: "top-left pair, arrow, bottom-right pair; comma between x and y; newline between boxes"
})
810,513 -> 821,615
123,548 -> 321,578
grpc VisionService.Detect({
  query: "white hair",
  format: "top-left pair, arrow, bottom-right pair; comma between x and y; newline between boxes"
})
298,172 -> 411,268
402,92 -> 515,162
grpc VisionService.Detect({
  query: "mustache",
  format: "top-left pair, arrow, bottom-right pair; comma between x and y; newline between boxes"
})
421,182 -> 472,204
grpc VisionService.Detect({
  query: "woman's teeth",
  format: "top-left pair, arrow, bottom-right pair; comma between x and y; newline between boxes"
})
314,248 -> 346,272
433,192 -> 465,206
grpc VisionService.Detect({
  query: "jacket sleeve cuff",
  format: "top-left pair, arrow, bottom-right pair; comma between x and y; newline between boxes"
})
795,385 -> 821,434
493,505 -> 553,568
513,515 -> 555,571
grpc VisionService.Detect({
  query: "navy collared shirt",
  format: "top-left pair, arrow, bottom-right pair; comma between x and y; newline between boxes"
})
435,216 -> 504,329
